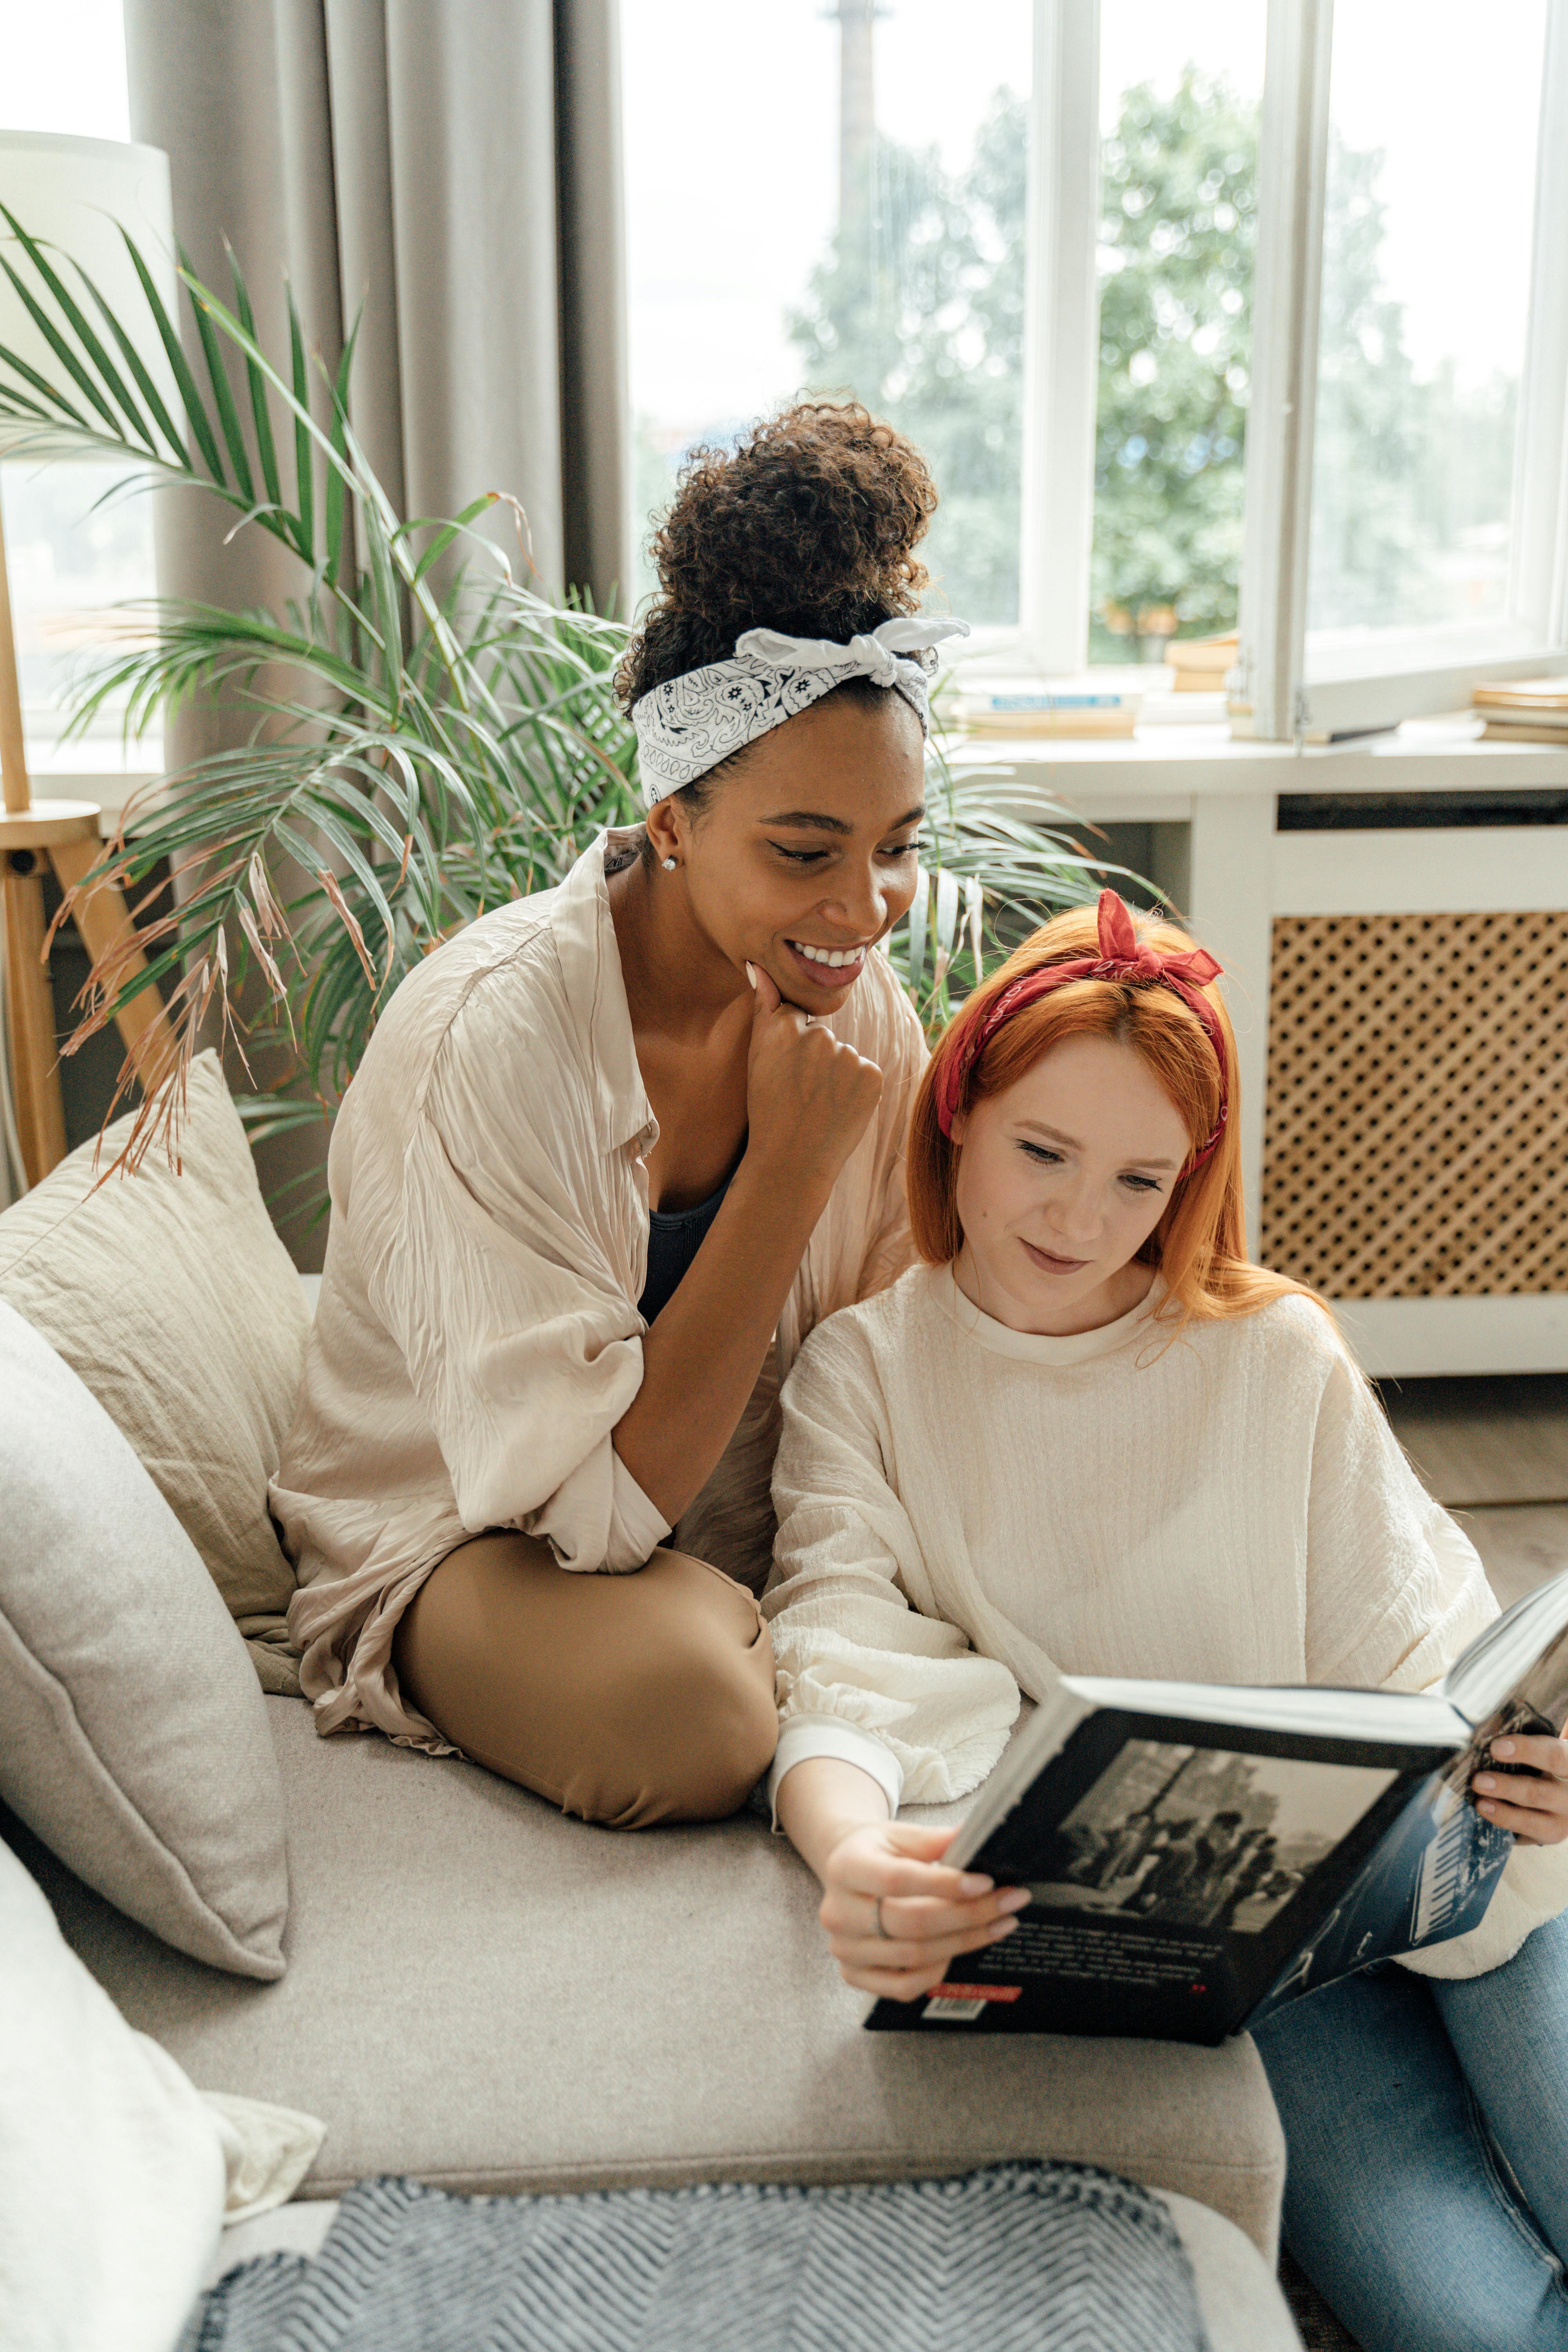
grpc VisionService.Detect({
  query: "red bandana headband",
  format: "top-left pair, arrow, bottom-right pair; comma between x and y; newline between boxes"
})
933,889 -> 1230,1171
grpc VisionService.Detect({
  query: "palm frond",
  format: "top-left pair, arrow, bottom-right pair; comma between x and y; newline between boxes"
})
5,209 -> 1107,1191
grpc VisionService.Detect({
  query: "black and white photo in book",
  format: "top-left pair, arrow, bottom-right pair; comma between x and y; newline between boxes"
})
1030,1740 -> 1400,1935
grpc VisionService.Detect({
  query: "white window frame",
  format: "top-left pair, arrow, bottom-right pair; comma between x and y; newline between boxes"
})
987,0 -> 1270,681
1236,0 -> 1568,738
1013,0 -> 1102,677
932,0 -> 1100,675
981,0 -> 1568,722
624,2 -> 1568,713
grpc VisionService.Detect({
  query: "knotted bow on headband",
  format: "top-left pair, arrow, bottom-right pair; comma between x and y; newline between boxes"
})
632,616 -> 970,804
934,889 -> 1230,1171
736,618 -> 966,689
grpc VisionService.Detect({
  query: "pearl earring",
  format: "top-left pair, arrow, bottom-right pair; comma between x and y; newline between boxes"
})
661,856 -> 677,871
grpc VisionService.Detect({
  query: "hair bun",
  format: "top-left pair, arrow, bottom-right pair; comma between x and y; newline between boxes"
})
620,402 -> 938,708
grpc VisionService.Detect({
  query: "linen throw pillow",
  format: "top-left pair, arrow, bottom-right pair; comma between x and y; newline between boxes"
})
0,1049 -> 310,1693
0,1301 -> 289,1976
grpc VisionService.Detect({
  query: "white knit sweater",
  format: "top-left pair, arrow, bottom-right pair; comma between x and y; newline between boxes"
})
764,1263 -> 1568,1977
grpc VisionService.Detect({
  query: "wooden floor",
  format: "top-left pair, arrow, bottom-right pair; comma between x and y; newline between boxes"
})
1380,1371 -> 1568,1503
1381,1373 -> 1568,1608
1278,1374 -> 1568,2351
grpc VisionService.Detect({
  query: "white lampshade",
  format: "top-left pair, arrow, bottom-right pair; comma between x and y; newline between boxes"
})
0,131 -> 178,452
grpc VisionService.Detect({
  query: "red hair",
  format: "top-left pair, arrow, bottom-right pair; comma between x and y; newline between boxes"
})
908,903 -> 1322,1333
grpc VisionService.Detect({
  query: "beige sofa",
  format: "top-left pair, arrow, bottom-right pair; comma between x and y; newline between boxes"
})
20,1697 -> 1299,2344
0,1060 -> 1303,2347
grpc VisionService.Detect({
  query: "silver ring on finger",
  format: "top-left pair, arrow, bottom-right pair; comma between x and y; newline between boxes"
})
873,1896 -> 891,1940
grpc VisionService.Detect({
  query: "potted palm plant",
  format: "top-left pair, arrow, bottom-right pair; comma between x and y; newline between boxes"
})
0,210 -> 1109,1207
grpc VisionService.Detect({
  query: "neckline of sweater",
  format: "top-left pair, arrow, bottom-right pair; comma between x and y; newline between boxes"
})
927,1263 -> 1167,1368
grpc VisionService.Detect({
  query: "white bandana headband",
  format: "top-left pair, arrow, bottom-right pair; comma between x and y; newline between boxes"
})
632,616 -> 971,805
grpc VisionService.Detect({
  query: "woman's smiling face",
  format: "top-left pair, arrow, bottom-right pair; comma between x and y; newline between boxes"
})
950,1031 -> 1193,1335
644,689 -> 926,1012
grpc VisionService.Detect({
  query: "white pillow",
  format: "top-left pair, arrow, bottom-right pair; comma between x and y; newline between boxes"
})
0,1840 -> 325,2352
0,1834 -> 225,2352
0,1301 -> 289,1977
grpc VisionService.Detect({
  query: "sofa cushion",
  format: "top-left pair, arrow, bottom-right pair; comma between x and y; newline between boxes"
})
0,1301 -> 289,1977
24,1697 -> 1286,2256
0,1050 -> 309,1693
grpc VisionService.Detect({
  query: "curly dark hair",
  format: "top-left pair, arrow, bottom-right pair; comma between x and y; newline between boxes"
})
617,401 -> 938,712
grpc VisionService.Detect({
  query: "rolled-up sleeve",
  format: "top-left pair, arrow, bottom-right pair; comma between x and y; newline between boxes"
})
365,1038 -> 669,1575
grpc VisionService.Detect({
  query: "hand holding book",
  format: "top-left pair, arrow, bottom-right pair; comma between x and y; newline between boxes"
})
1474,1731 -> 1568,1842
818,1822 -> 1031,2001
774,1756 -> 1029,2002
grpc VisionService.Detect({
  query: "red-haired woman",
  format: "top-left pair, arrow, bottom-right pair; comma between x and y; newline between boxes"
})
765,891 -> 1568,2352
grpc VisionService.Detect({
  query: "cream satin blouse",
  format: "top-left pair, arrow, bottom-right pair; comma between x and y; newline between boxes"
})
270,831 -> 927,1751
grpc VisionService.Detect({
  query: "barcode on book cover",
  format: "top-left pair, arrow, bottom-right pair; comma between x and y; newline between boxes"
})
922,1982 -> 1022,2023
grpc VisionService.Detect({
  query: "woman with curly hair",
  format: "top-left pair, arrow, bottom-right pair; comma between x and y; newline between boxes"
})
271,404 -> 960,1826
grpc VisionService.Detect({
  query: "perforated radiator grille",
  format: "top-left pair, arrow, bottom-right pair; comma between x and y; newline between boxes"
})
1259,912 -> 1568,1299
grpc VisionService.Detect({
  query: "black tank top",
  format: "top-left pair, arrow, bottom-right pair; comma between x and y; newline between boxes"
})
636,1168 -> 737,1325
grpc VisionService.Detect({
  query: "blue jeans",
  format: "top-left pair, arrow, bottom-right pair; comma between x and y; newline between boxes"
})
1253,1908 -> 1568,2352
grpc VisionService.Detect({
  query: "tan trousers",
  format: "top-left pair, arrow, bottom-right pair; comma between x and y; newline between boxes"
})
392,1533 -> 778,1828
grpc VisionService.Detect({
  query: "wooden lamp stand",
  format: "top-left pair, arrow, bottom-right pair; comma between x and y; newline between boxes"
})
0,478 -> 175,1187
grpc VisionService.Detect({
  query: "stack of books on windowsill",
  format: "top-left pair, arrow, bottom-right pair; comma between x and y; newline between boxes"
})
1164,631 -> 1238,693
946,683 -> 1141,739
1471,677 -> 1568,742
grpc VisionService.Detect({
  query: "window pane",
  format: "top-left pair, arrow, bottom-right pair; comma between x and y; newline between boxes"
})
1,0 -> 157,770
623,0 -> 1031,626
1090,3 -> 1265,666
0,0 -> 129,140
3,459 -> 159,770
1307,0 -> 1548,639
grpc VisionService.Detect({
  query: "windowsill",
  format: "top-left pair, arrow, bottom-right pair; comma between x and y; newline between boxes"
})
32,715 -> 1568,837
17,768 -> 161,834
943,710 -> 1568,803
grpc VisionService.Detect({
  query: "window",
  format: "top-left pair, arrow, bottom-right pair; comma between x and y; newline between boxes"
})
624,0 -> 1568,734
622,2 -> 1270,675
1240,0 -> 1568,736
623,0 -> 1031,630
1306,9 -> 1545,644
1090,4 -> 1265,666
0,0 -> 160,775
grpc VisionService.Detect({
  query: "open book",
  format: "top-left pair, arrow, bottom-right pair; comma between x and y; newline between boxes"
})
866,1570 -> 1568,2044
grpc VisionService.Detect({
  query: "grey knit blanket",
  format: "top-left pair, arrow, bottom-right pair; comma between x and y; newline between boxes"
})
183,2163 -> 1211,2352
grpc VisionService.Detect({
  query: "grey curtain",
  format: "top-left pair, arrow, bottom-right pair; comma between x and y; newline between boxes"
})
122,0 -> 630,1263
125,0 -> 630,606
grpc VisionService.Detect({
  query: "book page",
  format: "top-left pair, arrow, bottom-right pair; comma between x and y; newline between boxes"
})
1443,1571 -> 1568,1732
1026,1739 -> 1398,1937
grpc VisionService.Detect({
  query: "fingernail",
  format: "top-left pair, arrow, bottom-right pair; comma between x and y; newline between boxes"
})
1476,1775 -> 1496,1792
744,960 -> 757,989
1480,1800 -> 1497,1814
958,1873 -> 993,1896
990,1917 -> 1018,1937
1494,1740 -> 1515,1758
998,1888 -> 1031,1913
